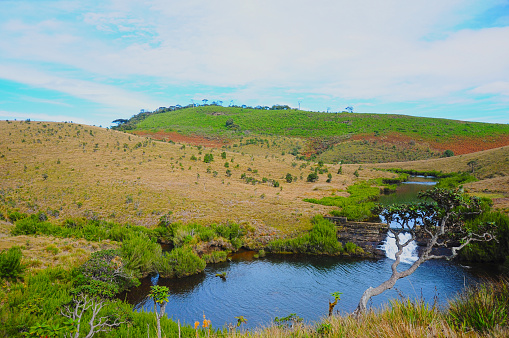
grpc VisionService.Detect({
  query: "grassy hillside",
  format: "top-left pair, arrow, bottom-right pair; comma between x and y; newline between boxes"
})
115,106 -> 509,163
0,120 -> 396,232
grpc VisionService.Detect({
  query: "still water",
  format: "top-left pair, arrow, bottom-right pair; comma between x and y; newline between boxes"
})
121,250 -> 492,329
120,177 -> 493,329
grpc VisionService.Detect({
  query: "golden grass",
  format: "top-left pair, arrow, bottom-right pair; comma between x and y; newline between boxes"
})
0,233 -> 118,271
0,121 -> 389,234
218,306 -> 508,338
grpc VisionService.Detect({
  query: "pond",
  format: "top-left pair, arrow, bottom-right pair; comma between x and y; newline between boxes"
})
121,249 -> 495,330
119,177 -> 497,329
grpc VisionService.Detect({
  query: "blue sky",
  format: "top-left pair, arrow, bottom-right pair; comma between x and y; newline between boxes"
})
0,0 -> 508,127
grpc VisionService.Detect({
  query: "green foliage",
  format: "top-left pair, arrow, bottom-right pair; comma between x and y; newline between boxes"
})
123,106 -> 509,143
11,213 -> 159,242
268,215 -> 343,255
305,181 -> 380,221
150,285 -> 169,304
448,278 -> 509,332
203,153 -> 214,163
73,249 -> 139,297
307,172 -> 318,182
285,173 -> 293,183
157,247 -> 206,278
443,149 -> 454,157
274,313 -> 303,329
202,251 -> 228,263
7,210 -> 28,222
121,233 -> 161,277
0,246 -> 25,278
459,211 -> 509,263
435,172 -> 477,189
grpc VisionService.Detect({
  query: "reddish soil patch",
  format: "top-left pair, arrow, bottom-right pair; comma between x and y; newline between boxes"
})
351,133 -> 509,155
132,131 -> 228,148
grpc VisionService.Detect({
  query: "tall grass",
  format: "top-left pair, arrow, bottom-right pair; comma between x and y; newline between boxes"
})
157,247 -> 206,278
268,215 -> 347,255
448,278 -> 509,332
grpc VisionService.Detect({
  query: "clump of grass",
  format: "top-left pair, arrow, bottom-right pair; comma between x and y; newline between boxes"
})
0,246 -> 25,278
202,251 -> 228,263
157,247 -> 206,278
448,278 -> 509,332
268,215 -> 343,255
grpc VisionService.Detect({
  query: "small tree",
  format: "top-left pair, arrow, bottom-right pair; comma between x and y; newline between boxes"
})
467,159 -> 479,174
285,173 -> 293,183
150,285 -> 170,338
60,294 -> 126,338
307,172 -> 318,182
354,188 -> 495,315
443,149 -> 454,157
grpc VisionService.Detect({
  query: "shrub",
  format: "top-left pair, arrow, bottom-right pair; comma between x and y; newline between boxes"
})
120,234 -> 161,277
7,211 -> 28,222
0,246 -> 25,278
268,215 -> 342,255
443,149 -> 454,157
307,172 -> 318,182
285,173 -> 293,183
203,153 -> 214,163
73,249 -> 139,297
157,247 -> 206,278
202,251 -> 228,263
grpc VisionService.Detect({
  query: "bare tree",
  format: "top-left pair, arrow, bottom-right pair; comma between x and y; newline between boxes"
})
354,188 -> 495,315
61,294 -> 126,338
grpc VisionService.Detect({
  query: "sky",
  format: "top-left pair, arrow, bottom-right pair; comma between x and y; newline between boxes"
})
0,0 -> 508,127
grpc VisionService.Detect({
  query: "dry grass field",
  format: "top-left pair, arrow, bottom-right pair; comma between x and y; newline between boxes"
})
0,120 -> 394,234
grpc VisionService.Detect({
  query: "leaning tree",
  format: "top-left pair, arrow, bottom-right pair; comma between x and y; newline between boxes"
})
354,187 -> 495,315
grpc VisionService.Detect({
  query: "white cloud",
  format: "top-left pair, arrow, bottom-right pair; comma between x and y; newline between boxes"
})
0,110 -> 90,124
0,0 -> 508,120
0,64 -> 157,110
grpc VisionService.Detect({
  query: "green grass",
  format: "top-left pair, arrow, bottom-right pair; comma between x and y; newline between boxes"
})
268,215 -> 363,255
118,105 -> 509,141
304,181 -> 381,221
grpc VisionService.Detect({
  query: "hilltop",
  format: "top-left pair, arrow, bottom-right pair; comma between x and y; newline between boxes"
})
114,105 -> 509,163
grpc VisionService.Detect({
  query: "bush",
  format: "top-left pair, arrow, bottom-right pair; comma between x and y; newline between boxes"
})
203,153 -> 214,163
285,173 -> 293,183
73,249 -> 139,297
0,246 -> 25,278
157,247 -> 206,278
202,251 -> 228,263
443,149 -> 454,157
7,211 -> 28,222
459,211 -> 509,263
120,234 -> 161,277
307,172 -> 318,182
268,215 -> 342,255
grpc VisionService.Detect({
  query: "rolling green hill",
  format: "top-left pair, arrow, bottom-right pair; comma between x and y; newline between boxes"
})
114,106 -> 509,163
116,105 -> 508,140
